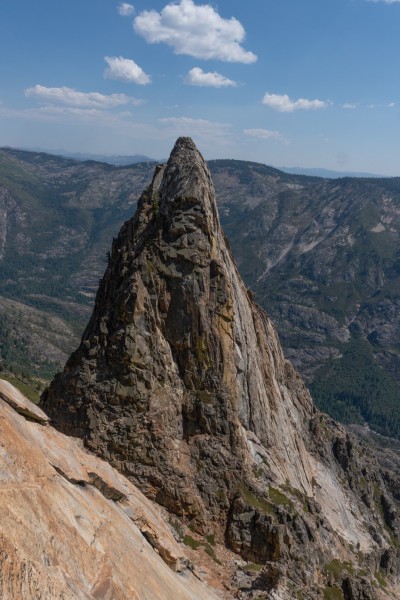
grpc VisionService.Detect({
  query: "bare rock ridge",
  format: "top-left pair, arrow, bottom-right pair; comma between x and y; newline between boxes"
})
41,138 -> 400,598
0,379 -> 219,600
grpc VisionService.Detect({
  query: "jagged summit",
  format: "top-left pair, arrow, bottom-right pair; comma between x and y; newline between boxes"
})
160,136 -> 218,209
158,137 -> 220,236
41,139 -> 400,599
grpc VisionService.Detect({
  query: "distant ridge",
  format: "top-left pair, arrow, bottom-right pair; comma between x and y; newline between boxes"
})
280,166 -> 388,179
4,145 -> 390,177
11,146 -> 158,166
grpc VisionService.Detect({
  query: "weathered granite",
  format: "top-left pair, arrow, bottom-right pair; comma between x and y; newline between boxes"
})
41,138 -> 400,598
0,380 -> 222,600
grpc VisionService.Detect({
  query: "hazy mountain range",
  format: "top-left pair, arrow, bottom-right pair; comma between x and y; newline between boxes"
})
10,146 -> 386,178
0,146 -> 400,442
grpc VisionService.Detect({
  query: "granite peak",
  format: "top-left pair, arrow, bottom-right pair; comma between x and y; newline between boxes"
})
40,138 -> 400,599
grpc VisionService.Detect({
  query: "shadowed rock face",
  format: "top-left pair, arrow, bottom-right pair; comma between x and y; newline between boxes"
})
41,139 -> 400,598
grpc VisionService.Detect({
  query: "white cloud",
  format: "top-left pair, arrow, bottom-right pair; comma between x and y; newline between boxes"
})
341,103 -> 357,109
159,116 -> 229,129
25,85 -> 142,108
367,0 -> 400,3
262,92 -> 329,112
388,102 -> 396,107
185,67 -> 237,88
104,56 -> 151,85
134,0 -> 257,63
118,3 -> 135,16
244,128 -> 286,143
158,116 -> 232,141
0,104 -> 136,124
31,106 -> 120,121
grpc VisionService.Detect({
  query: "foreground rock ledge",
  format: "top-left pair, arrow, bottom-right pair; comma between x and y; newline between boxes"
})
0,380 -> 221,600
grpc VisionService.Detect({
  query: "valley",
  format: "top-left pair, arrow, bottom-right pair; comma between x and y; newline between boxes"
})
1,147 -> 400,440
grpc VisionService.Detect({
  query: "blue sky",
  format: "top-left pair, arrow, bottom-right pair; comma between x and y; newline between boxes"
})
1,0 -> 400,174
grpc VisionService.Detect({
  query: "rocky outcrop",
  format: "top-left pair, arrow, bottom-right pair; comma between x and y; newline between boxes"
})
212,163 -> 400,437
0,380 -> 221,600
41,138 -> 400,598
2,147 -> 400,440
42,138 -> 312,521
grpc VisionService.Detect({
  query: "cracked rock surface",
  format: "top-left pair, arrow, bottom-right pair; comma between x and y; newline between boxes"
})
0,379 -> 220,600
41,138 -> 400,598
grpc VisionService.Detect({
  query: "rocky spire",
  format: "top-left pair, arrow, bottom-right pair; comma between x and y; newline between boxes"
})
41,139 -> 400,596
42,136 -> 313,515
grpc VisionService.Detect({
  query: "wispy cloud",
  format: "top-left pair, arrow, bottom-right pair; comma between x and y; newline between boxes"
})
341,101 -> 396,109
28,106 -> 125,121
244,128 -> 287,143
367,0 -> 400,3
118,3 -> 135,16
134,0 -> 257,63
25,85 -> 142,108
185,67 -> 237,88
158,116 -> 232,142
104,56 -> 151,85
0,104 -> 136,125
262,92 -> 329,112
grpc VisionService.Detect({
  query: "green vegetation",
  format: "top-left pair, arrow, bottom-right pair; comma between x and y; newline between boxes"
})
239,485 -> 274,515
196,390 -> 213,404
310,337 -> 400,439
268,485 -> 293,509
204,543 -> 221,564
244,562 -> 263,572
374,569 -> 388,588
152,190 -> 159,216
323,587 -> 344,600
167,516 -> 184,541
0,371 -> 41,404
0,148 -> 156,380
205,533 -> 215,546
252,464 -> 264,479
323,559 -> 354,580
0,311 -> 61,381
194,335 -> 211,368
183,534 -> 202,550
282,481 -> 310,512
239,483 -> 297,516
183,533 -> 221,564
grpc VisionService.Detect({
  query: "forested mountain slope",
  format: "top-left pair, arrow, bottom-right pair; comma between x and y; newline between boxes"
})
1,147 -> 400,439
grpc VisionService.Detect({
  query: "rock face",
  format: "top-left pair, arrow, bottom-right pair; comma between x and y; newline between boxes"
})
42,138 -> 400,598
2,146 -> 400,441
41,138 -> 313,519
0,380 -> 220,600
212,162 -> 400,438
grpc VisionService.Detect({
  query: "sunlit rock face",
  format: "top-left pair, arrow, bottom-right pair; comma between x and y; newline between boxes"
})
41,138 -> 400,599
0,379 -> 220,600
